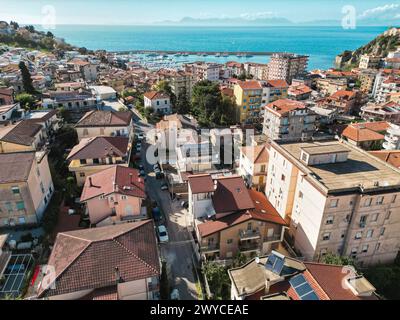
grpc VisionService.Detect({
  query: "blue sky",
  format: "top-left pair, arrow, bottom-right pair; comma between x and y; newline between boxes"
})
0,0 -> 398,25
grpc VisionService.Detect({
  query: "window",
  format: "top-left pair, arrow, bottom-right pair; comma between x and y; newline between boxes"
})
362,245 -> 369,253
351,247 -> 358,254
375,243 -> 380,252
121,195 -> 127,200
380,227 -> 385,236
79,172 -> 85,177
326,215 -> 334,225
227,239 -> 233,244
80,159 -> 87,165
376,196 -> 384,205
260,165 -> 266,172
16,201 -> 25,211
5,202 -> 12,212
366,229 -> 374,238
11,186 -> 20,195
281,174 -> 285,181
364,198 -> 372,207
359,215 -> 367,227
355,232 -> 362,240
371,213 -> 379,222
18,217 -> 26,225
330,199 -> 339,208
322,233 -> 330,241
298,191 -> 303,199
36,168 -> 41,177
40,182 -> 45,194
93,158 -> 100,164
385,211 -> 391,220
391,195 -> 397,203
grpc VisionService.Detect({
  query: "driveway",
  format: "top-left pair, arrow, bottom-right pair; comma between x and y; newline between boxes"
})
134,118 -> 198,300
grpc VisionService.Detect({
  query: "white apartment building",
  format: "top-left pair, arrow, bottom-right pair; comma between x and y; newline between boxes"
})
185,62 -> 220,82
143,91 -> 171,114
373,72 -> 400,104
267,53 -> 309,84
263,99 -> 316,141
265,139 -> 400,266
383,123 -> 400,150
359,54 -> 381,69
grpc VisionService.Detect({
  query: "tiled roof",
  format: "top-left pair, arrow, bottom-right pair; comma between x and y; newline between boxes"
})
80,165 -> 145,201
237,80 -> 262,90
0,121 -> 42,146
67,136 -> 129,160
266,79 -> 289,88
240,145 -> 269,164
330,90 -> 356,100
75,110 -> 132,127
304,262 -> 378,300
144,91 -> 169,100
288,84 -> 312,96
369,150 -> 400,168
38,220 -> 160,298
212,176 -> 254,214
352,121 -> 390,132
265,99 -> 306,117
198,211 -> 253,237
342,125 -> 385,142
0,152 -> 35,184
188,174 -> 215,194
248,190 -> 287,226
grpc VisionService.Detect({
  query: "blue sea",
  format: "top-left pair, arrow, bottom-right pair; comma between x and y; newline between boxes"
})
36,25 -> 388,70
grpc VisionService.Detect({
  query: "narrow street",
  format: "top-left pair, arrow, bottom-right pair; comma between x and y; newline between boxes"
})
133,116 -> 198,300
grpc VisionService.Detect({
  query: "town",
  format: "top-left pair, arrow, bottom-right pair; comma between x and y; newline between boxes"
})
0,20 -> 400,301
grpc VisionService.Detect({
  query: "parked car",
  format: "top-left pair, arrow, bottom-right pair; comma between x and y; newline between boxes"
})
139,170 -> 146,177
153,163 -> 160,171
139,164 -> 144,170
157,225 -> 169,243
181,201 -> 188,209
137,132 -> 144,140
136,144 -> 142,152
160,183 -> 168,191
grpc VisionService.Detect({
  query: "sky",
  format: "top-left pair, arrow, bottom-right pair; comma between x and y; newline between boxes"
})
0,0 -> 399,25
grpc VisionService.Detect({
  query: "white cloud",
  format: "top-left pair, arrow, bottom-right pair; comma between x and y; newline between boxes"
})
358,3 -> 400,20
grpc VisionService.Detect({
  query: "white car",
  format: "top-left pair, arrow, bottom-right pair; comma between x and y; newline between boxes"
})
137,133 -> 144,140
136,145 -> 142,152
158,225 -> 169,243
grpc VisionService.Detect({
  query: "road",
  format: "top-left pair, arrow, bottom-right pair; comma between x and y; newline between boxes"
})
133,116 -> 198,300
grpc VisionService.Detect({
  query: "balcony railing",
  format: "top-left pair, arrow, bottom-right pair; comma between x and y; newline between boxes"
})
239,229 -> 261,240
200,243 -> 220,253
239,242 -> 260,252
263,234 -> 281,243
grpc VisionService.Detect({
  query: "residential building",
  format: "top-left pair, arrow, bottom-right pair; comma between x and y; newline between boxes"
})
225,61 -> 244,77
75,110 -> 133,141
373,72 -> 400,104
288,84 -> 312,101
42,90 -> 97,111
341,122 -> 389,150
316,78 -> 348,96
0,121 -> 45,153
267,53 -> 309,84
361,101 -> 400,123
244,62 -> 269,80
239,144 -> 269,191
0,102 -> 23,123
67,136 -> 131,186
359,54 -> 381,69
189,174 -> 287,260
54,81 -> 86,92
34,221 -> 160,300
80,166 -> 146,226
67,59 -> 98,82
184,62 -> 220,82
261,80 -> 289,104
24,109 -> 61,139
358,69 -> 378,94
265,139 -> 400,266
383,123 -> 400,150
233,80 -> 263,123
89,85 -> 117,101
228,252 -> 378,300
320,90 -> 357,115
0,151 -> 54,228
143,91 -> 171,114
0,87 -> 14,105
157,69 -> 194,100
263,99 -> 316,141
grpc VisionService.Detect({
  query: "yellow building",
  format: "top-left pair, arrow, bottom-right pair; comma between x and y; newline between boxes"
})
0,151 -> 54,227
67,136 -> 131,186
233,80 -> 263,123
0,121 -> 44,154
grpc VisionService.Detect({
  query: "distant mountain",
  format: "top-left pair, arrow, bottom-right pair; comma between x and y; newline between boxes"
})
156,16 -> 294,26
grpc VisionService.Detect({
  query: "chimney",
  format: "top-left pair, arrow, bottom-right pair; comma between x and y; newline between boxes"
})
265,278 -> 271,295
129,173 -> 133,184
89,177 -> 93,187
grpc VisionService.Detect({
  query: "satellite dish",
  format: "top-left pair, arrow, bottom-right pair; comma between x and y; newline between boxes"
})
255,257 -> 260,264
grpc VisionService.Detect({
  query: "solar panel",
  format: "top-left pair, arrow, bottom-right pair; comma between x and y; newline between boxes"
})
265,253 -> 285,275
289,274 -> 320,300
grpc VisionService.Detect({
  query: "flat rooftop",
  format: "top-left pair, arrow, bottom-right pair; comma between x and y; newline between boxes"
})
301,144 -> 349,155
278,140 -> 400,192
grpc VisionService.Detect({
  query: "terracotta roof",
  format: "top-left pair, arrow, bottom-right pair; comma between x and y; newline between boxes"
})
237,80 -> 262,90
198,211 -> 253,237
265,99 -> 306,117
0,152 -> 35,184
369,150 -> 400,168
0,121 -> 42,146
212,176 -> 254,214
80,165 -> 145,201
188,174 -> 215,194
352,121 -> 390,132
240,145 -> 269,164
67,136 -> 129,160
0,87 -> 13,96
221,87 -> 234,97
288,84 -> 312,96
69,58 -> 90,66
76,110 -> 132,128
247,190 -> 287,226
342,125 -> 385,142
144,91 -> 169,100
266,79 -> 289,88
38,220 -> 160,298
331,90 -> 356,100
304,262 -> 378,300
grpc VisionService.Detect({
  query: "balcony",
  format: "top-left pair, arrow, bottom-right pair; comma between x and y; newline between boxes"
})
264,234 -> 282,243
239,228 -> 261,241
200,243 -> 220,253
239,242 -> 260,253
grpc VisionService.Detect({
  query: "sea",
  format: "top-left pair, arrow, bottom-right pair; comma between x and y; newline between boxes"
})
35,25 -> 388,70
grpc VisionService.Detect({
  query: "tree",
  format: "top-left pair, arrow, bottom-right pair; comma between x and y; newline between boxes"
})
320,253 -> 355,266
46,31 -> 54,38
78,47 -> 88,55
15,93 -> 35,109
203,262 -> 230,300
175,90 -> 190,114
18,61 -> 35,94
160,260 -> 169,300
